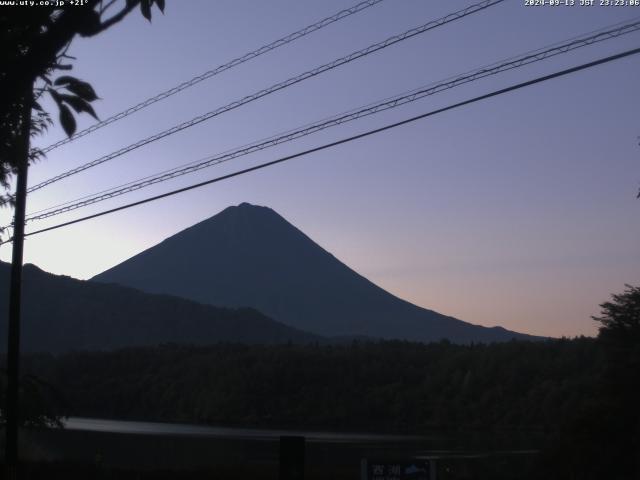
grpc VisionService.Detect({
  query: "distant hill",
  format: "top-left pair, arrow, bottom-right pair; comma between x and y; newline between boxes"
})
94,203 -> 538,343
0,261 -> 320,353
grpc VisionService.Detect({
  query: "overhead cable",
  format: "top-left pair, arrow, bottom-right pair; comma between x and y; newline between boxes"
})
39,0 -> 387,154
4,45 -> 636,244
28,0 -> 504,193
24,18 -> 640,222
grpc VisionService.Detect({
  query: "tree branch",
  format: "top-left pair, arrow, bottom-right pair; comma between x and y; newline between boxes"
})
100,0 -> 119,16
90,0 -> 139,36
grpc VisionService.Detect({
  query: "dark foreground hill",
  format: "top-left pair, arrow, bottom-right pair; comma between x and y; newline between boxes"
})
0,261 -> 319,353
94,203 -> 538,343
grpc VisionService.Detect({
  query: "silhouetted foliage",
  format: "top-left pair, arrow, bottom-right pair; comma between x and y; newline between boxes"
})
16,338 -> 601,433
0,370 -> 66,428
592,285 -> 640,478
594,285 -> 640,412
0,0 -> 164,212
3,285 -> 636,479
536,285 -> 640,479
594,284 -> 640,350
12,333 -> 637,478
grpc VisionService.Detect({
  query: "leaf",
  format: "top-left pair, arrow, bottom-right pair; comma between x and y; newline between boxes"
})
141,0 -> 151,21
64,81 -> 98,102
154,0 -> 165,13
59,104 -> 76,137
48,88 -> 63,107
53,75 -> 79,86
54,76 -> 98,101
76,10 -> 101,36
59,94 -> 98,120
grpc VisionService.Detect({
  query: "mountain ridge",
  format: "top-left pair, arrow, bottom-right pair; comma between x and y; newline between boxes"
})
94,203 -> 539,343
0,261 -> 321,353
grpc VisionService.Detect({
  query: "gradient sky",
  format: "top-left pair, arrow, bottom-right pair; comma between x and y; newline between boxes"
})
1,0 -> 639,337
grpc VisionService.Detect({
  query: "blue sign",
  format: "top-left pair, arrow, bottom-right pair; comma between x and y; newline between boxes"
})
362,459 -> 433,480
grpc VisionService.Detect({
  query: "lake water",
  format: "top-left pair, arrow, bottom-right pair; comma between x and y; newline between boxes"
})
63,416 -> 427,443
23,417 -> 541,478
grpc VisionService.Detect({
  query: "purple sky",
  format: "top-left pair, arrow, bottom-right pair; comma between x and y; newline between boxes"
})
1,0 -> 639,337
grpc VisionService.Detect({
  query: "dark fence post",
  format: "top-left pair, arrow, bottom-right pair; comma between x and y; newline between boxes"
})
279,435 -> 305,480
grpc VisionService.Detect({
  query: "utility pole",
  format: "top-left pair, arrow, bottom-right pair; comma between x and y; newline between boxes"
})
5,85 -> 32,479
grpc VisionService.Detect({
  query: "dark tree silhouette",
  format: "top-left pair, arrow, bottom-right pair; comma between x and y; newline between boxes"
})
0,1 -> 166,436
593,285 -> 640,422
588,285 -> 640,479
0,0 -> 165,212
0,5 -> 167,471
0,370 -> 67,428
593,284 -> 640,349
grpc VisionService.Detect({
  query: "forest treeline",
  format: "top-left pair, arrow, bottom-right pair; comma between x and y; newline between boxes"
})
17,338 -> 601,433
4,282 -> 637,479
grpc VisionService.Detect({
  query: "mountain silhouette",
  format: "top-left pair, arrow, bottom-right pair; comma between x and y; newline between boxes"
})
94,203 -> 537,343
0,261 -> 319,353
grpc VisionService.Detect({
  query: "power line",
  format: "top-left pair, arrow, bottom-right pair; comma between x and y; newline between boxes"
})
27,0 -> 504,193
6,45 -> 637,244
27,15 -> 640,218
24,18 -> 640,222
39,0 -> 387,154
